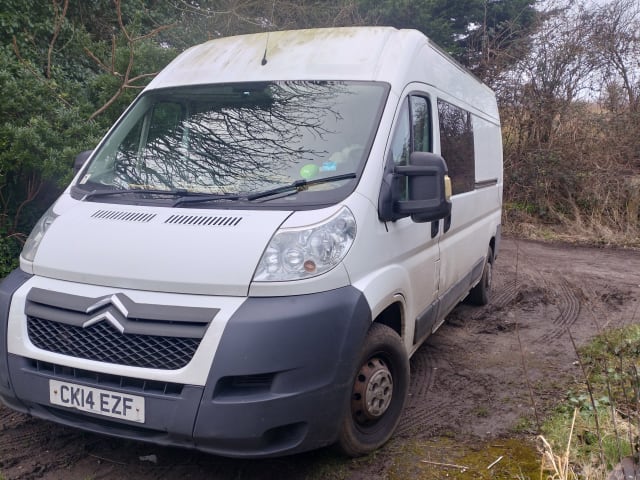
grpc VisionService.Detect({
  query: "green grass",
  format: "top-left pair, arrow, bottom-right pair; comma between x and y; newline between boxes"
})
540,324 -> 640,478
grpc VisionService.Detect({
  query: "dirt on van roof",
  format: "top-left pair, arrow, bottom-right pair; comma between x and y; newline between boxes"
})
1,237 -> 639,479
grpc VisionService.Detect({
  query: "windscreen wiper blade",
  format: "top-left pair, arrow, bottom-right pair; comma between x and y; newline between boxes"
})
81,188 -> 238,207
172,192 -> 242,207
246,173 -> 357,201
82,188 -> 189,201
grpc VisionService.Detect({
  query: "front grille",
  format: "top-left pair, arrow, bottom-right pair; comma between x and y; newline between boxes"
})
28,317 -> 200,370
26,359 -> 184,395
24,287 -> 218,369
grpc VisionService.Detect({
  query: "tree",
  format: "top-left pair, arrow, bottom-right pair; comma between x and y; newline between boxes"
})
355,0 -> 538,78
498,0 -> 640,240
0,0 -> 180,275
156,0 -> 367,47
589,0 -> 640,113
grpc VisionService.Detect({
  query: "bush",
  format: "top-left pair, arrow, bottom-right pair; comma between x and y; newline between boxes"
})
0,234 -> 21,278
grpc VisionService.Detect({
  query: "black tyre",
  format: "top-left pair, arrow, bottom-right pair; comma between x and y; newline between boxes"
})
468,246 -> 493,306
337,323 -> 409,457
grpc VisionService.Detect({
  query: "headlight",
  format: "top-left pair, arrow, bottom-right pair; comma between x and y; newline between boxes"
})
254,206 -> 356,281
21,204 -> 59,263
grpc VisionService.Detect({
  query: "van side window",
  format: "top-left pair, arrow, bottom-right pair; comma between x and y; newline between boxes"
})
411,96 -> 431,153
390,96 -> 433,166
437,99 -> 475,195
388,95 -> 433,200
389,99 -> 411,168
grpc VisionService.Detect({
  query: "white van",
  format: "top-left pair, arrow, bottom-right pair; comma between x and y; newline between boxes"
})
0,27 -> 502,457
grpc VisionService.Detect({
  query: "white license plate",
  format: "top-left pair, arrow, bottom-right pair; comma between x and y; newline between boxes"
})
49,380 -> 145,423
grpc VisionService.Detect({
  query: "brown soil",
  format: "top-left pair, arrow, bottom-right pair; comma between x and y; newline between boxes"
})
1,237 -> 640,479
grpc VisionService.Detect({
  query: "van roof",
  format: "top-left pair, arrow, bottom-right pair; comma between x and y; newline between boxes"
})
146,27 -> 499,121
148,27 -> 407,86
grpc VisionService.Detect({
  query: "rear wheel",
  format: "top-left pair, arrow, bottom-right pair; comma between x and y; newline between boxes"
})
337,323 -> 409,457
468,246 -> 493,306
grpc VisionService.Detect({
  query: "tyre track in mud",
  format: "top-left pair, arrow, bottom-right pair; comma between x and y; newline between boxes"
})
536,277 -> 583,344
397,346 -> 451,436
490,278 -> 520,309
495,240 -> 584,344
0,414 -> 83,480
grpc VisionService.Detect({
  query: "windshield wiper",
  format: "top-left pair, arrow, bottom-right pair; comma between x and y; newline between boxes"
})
171,192 -> 242,207
246,173 -> 357,201
81,187 -> 238,207
82,188 -> 190,201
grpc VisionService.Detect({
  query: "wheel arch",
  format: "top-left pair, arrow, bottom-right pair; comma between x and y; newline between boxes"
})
489,236 -> 496,263
372,301 -> 404,340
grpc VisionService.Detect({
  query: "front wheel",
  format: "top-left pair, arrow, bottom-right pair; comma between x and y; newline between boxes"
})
337,323 -> 409,457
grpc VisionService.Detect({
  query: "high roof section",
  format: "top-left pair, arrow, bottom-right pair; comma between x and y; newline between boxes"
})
146,27 -> 499,121
148,27 -> 402,87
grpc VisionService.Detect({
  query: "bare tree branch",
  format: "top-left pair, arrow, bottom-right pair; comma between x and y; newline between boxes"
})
83,46 -> 114,75
87,0 -> 176,120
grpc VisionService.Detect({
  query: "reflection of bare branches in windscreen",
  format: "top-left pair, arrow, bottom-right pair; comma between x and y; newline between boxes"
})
113,81 -> 348,193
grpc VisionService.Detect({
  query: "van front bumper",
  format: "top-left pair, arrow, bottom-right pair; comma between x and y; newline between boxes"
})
0,271 -> 372,457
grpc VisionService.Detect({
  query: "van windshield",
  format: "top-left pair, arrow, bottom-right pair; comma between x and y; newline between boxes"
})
76,81 -> 388,206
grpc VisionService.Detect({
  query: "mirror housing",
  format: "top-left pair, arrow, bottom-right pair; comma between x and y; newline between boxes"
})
73,150 -> 93,174
379,152 -> 452,223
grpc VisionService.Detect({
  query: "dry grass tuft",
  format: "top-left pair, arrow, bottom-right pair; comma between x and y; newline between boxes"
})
539,409 -> 579,480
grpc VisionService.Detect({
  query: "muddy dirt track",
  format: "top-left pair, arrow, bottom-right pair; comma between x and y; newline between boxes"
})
1,237 -> 640,479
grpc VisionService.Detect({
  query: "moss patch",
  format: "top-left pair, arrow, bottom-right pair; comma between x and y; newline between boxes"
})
385,437 -> 540,480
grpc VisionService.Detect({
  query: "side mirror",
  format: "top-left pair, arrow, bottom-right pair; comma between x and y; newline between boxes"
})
378,152 -> 451,223
395,152 -> 451,223
73,150 -> 93,174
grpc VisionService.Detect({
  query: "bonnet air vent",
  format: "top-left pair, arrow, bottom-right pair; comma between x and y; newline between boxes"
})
91,210 -> 157,223
164,215 -> 243,227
